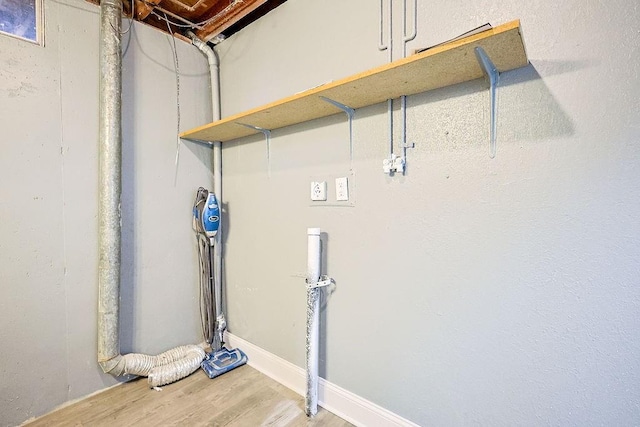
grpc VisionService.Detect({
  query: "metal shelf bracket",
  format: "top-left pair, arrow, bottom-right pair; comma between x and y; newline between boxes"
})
319,96 -> 356,168
237,122 -> 272,176
474,46 -> 500,158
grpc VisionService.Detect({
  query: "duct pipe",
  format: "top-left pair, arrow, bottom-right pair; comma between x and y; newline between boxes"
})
98,0 -> 124,374
305,228 -> 322,416
97,0 -> 204,386
186,31 -> 225,351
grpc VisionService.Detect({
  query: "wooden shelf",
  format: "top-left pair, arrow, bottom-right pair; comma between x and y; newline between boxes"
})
180,19 -> 528,143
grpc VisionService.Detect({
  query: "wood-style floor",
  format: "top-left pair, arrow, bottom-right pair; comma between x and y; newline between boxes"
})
25,365 -> 352,426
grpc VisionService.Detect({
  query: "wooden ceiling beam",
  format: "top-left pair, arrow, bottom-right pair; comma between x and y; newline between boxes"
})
195,0 -> 268,41
135,0 -> 162,20
84,0 -> 283,42
159,0 -> 220,18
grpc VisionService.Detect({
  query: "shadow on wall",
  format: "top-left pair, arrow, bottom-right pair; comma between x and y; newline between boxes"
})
220,201 -> 230,325
496,60 -> 594,143
318,231 -> 331,379
118,24 -> 215,357
120,26 -> 137,357
183,139 -> 215,175
409,61 -> 581,147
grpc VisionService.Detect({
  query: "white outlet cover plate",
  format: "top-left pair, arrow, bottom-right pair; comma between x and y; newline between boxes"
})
335,177 -> 349,201
311,181 -> 327,201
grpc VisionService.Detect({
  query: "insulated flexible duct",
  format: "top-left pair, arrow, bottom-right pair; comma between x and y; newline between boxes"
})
97,0 -> 204,387
97,0 -> 123,373
106,346 -> 206,388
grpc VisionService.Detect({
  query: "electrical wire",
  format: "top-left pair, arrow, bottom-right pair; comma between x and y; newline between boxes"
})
121,0 -> 135,34
165,13 -> 180,132
197,236 -> 207,342
151,9 -> 202,28
139,0 -> 221,29
163,12 -> 183,176
122,0 -> 136,57
160,2 -> 216,347
198,236 -> 216,345
108,0 -> 134,36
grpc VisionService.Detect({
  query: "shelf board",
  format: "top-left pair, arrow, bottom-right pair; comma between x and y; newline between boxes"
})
181,19 -> 528,143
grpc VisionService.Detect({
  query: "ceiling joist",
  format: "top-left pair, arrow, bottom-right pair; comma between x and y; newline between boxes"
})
86,0 -> 287,42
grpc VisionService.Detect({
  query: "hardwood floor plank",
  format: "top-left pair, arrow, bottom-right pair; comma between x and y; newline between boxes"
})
25,366 -> 353,427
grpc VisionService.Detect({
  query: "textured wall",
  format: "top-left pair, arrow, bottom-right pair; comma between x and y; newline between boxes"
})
217,0 -> 640,424
0,1 -> 212,425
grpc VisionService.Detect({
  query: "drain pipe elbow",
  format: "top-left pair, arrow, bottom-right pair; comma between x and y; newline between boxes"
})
186,31 -> 218,68
186,31 -> 221,122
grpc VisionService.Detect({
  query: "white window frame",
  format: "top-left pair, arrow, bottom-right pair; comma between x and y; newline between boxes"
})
0,0 -> 44,46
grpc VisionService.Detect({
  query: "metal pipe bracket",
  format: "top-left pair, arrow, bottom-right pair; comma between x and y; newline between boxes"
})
306,276 -> 334,290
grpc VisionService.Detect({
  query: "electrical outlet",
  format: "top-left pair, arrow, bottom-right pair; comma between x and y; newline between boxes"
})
335,177 -> 349,201
310,181 -> 327,201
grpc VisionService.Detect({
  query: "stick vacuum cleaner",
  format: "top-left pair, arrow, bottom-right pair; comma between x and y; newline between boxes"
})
193,187 -> 247,378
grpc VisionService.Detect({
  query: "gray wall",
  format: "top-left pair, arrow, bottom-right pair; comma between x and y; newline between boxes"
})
0,1 -> 212,425
218,0 -> 640,425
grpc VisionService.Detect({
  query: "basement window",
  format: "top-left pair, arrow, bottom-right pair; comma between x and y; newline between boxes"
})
0,0 -> 43,45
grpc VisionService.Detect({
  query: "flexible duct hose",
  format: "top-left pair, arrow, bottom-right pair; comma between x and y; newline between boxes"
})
97,1 -> 206,388
104,345 -> 205,388
146,346 -> 205,387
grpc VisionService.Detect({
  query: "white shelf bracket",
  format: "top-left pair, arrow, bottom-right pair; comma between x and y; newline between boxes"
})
474,46 -> 500,159
319,96 -> 355,169
237,123 -> 272,176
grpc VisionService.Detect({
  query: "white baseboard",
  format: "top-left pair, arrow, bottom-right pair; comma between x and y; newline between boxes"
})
225,332 -> 420,427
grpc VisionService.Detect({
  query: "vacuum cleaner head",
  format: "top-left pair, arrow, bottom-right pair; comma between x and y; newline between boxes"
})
201,347 -> 248,379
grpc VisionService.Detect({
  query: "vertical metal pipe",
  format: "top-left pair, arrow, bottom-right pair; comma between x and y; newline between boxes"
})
98,0 -> 123,370
378,0 -> 387,51
210,52 -> 223,349
186,32 -> 225,351
378,1 -> 396,164
400,0 -> 417,170
401,0 -> 417,58
212,141 -> 224,349
386,0 -> 393,62
305,228 -> 321,416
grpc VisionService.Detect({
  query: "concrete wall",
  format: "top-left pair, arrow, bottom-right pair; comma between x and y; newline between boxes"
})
0,1 -> 212,425
217,0 -> 640,425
